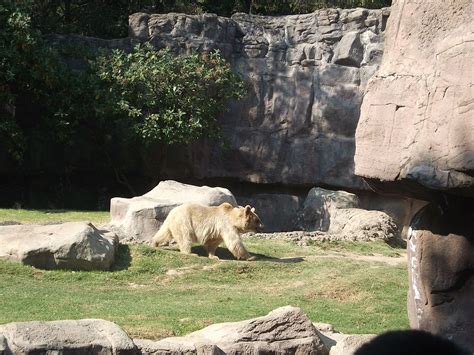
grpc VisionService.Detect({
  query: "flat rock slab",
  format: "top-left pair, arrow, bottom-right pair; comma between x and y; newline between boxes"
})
0,222 -> 118,270
136,306 -> 329,354
110,180 -> 237,242
0,319 -> 137,354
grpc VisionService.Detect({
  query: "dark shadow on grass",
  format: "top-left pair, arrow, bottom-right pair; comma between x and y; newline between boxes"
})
387,238 -> 407,249
191,245 -> 304,263
110,244 -> 132,271
32,209 -> 70,213
191,245 -> 235,260
0,221 -> 22,226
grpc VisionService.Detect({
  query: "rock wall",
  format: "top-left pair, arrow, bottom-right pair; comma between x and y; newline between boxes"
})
129,8 -> 389,190
353,0 -> 474,352
355,0 -> 474,197
408,203 -> 474,353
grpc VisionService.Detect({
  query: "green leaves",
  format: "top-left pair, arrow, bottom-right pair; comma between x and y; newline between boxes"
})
95,44 -> 246,145
0,1 -> 246,168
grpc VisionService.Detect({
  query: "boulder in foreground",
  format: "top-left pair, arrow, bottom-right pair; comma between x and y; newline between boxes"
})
136,306 -> 329,354
0,221 -> 118,270
0,319 -> 137,354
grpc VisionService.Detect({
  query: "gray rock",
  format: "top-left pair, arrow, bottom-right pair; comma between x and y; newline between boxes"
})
332,31 -> 364,67
329,334 -> 376,355
238,193 -> 303,232
407,204 -> 474,353
134,337 -> 223,355
354,0 -> 474,197
0,319 -> 137,354
298,187 -> 360,231
136,306 -> 328,355
110,180 -> 237,242
128,12 -> 150,39
313,323 -> 335,333
328,208 -> 398,241
0,222 -> 118,270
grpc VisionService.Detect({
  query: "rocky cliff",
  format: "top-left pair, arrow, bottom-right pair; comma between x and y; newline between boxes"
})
129,8 -> 389,190
353,1 -> 474,352
355,0 -> 473,197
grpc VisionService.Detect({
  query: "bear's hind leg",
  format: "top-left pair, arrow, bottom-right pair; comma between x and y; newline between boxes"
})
204,239 -> 222,260
170,223 -> 194,255
177,238 -> 193,255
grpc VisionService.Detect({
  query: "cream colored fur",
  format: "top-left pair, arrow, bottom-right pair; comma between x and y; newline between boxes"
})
152,202 -> 262,260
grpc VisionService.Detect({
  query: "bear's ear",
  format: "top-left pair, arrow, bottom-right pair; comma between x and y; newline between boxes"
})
251,207 -> 256,213
244,205 -> 251,215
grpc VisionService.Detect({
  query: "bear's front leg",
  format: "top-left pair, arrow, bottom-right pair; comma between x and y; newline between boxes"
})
222,232 -> 251,260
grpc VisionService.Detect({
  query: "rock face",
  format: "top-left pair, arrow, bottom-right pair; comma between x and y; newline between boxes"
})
407,203 -> 474,353
239,193 -> 303,232
355,0 -> 474,196
129,8 -> 388,189
135,306 -> 328,354
352,0 -> 474,351
110,180 -> 237,242
0,319 -> 137,354
0,222 -> 118,270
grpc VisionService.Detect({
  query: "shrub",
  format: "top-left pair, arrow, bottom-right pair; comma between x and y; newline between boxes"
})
0,1 -> 246,169
95,45 -> 246,145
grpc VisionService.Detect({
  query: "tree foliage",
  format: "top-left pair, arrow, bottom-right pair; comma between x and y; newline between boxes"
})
95,46 -> 245,145
0,1 -> 63,160
0,1 -> 245,169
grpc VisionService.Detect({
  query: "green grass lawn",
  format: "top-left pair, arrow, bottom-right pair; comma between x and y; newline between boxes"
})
0,209 -> 409,340
0,208 -> 110,225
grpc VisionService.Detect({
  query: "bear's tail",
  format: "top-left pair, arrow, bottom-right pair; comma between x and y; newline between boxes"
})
152,222 -> 173,247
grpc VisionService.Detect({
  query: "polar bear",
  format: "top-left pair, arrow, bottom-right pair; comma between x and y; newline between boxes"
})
151,203 -> 264,260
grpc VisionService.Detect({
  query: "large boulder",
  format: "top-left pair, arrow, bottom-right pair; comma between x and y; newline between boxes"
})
0,222 -> 118,270
328,208 -> 398,241
134,306 -> 329,355
0,319 -> 137,354
110,180 -> 237,242
128,9 -> 388,190
134,338 -> 223,355
297,187 -> 360,231
238,193 -> 303,232
407,203 -> 474,353
329,334 -> 375,355
355,0 -> 474,197
353,0 -> 474,351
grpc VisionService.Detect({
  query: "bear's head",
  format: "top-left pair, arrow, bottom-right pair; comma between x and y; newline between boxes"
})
234,205 -> 264,233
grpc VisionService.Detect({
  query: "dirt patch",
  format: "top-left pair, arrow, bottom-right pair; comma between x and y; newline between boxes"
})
160,263 -> 220,283
304,285 -> 366,303
340,252 -> 406,266
309,252 -> 406,266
